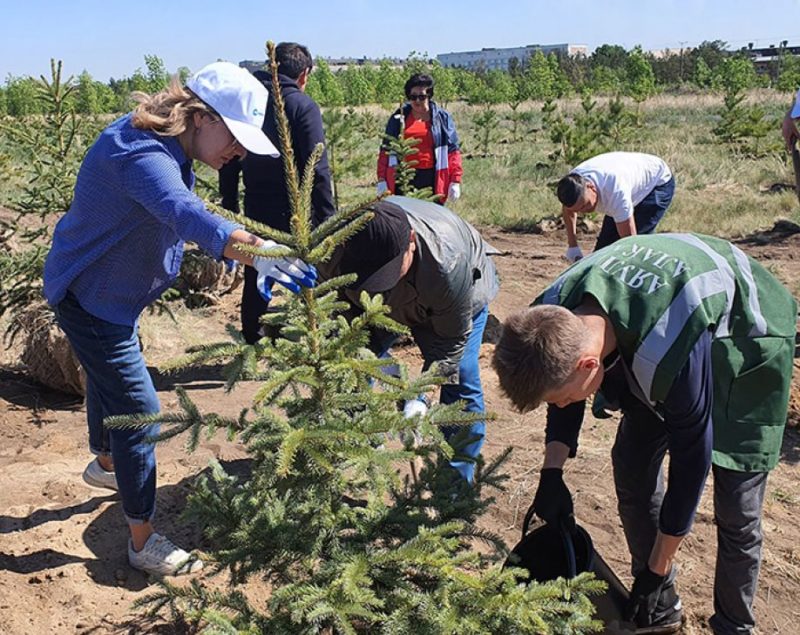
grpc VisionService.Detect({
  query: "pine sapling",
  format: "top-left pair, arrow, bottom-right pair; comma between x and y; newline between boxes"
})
108,41 -> 605,635
380,103 -> 438,202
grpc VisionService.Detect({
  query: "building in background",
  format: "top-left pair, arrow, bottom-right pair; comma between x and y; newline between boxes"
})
740,42 -> 800,73
240,57 -> 406,74
437,43 -> 588,71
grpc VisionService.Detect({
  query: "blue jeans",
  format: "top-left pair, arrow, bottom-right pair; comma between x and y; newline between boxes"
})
53,291 -> 160,524
595,176 -> 675,251
374,305 -> 489,483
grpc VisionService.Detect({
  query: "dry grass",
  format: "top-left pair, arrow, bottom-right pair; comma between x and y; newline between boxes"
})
321,90 -> 800,240
3,91 -> 799,248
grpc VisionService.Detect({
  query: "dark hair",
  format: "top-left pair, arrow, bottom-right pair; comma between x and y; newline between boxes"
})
556,173 -> 587,208
275,42 -> 313,80
404,73 -> 435,99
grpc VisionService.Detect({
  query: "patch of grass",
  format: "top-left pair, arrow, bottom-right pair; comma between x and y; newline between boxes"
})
329,91 -> 799,238
771,488 -> 798,505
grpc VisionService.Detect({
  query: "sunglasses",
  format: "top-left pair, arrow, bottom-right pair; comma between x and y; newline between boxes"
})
409,93 -> 428,102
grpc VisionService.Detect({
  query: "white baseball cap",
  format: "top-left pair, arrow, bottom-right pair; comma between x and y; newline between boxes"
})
186,61 -> 279,157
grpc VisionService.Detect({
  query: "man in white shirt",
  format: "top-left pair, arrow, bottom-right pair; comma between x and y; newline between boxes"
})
556,152 -> 675,263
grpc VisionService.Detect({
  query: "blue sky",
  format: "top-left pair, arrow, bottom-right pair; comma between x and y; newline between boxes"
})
2,0 -> 800,81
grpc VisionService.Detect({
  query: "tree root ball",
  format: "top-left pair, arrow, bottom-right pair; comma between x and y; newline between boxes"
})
19,305 -> 85,396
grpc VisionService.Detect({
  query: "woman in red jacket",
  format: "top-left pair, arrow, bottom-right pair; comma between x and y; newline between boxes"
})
376,73 -> 463,204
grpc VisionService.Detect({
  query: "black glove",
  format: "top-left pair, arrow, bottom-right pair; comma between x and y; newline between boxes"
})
529,468 -> 575,531
626,567 -> 667,626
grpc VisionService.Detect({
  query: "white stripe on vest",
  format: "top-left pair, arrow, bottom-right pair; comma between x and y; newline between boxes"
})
540,250 -> 607,306
665,233 -> 736,338
542,233 -> 768,404
632,269 -> 731,403
729,243 -> 768,337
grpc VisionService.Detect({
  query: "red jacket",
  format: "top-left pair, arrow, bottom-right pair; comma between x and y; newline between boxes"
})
377,102 -> 462,202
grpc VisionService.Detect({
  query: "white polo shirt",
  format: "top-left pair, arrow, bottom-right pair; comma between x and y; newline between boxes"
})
571,152 -> 672,223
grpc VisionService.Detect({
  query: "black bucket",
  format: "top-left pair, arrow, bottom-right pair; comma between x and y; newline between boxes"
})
505,521 -> 594,581
504,513 -> 636,634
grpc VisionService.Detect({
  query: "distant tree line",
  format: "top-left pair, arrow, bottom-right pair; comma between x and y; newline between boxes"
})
304,41 -> 800,108
2,42 -> 800,116
0,55 -> 190,116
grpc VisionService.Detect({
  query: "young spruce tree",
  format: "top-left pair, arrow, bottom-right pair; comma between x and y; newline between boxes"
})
380,105 -> 438,202
110,42 -> 603,634
0,60 -> 93,344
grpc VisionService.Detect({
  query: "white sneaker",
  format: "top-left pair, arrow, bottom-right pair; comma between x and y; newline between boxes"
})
128,533 -> 203,576
82,458 -> 118,491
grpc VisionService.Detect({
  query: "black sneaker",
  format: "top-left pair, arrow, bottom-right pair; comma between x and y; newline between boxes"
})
635,584 -> 683,634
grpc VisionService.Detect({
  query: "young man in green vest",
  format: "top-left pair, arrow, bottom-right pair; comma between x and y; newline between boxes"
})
492,233 -> 796,635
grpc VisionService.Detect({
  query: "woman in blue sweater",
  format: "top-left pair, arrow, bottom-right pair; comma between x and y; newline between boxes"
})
43,62 -> 315,576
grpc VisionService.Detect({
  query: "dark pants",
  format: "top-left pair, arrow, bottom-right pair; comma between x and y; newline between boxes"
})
241,266 -> 271,344
611,404 -> 767,635
595,176 -> 675,251
239,198 -> 293,344
395,168 -> 435,196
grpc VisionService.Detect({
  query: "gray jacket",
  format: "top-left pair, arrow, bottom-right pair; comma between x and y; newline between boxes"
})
376,196 -> 499,379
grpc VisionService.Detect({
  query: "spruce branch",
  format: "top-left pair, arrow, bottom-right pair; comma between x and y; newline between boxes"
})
206,199 -> 296,248
308,199 -> 376,245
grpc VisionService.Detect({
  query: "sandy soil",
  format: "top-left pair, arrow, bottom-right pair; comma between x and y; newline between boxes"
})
1,226 -> 799,634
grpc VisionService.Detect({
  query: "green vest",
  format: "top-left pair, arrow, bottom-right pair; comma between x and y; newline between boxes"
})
536,233 -> 797,472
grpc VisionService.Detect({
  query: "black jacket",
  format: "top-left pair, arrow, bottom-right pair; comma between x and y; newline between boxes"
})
219,72 -> 335,230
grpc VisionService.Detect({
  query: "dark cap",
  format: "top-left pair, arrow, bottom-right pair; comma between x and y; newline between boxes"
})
340,201 -> 413,293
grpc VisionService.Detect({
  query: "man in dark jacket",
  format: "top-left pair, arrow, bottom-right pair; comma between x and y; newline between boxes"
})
219,42 -> 336,343
324,195 -> 500,483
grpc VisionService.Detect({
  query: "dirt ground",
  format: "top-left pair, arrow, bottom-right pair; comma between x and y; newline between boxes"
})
1,226 -> 799,634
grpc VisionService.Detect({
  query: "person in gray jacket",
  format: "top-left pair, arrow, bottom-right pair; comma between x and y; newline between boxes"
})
328,195 -> 499,483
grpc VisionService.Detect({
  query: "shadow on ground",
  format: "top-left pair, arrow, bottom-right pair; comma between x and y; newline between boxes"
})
0,466 -> 230,594
148,363 -> 228,392
0,459 -> 254,633
0,367 -> 82,411
781,427 -> 800,465
734,219 -> 800,246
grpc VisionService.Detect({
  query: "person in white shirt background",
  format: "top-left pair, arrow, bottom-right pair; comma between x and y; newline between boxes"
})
555,151 -> 675,263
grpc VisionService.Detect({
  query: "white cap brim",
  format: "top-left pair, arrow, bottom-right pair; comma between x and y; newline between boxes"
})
223,115 -> 279,157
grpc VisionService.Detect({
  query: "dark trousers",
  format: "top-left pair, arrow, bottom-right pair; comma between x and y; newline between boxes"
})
395,168 -> 435,196
241,266 -> 271,344
611,404 -> 767,635
595,176 -> 675,251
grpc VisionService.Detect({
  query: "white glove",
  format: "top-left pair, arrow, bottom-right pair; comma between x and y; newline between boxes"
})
402,398 -> 429,419
447,182 -> 461,202
565,246 -> 584,263
252,240 -> 317,301
376,180 -> 389,196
